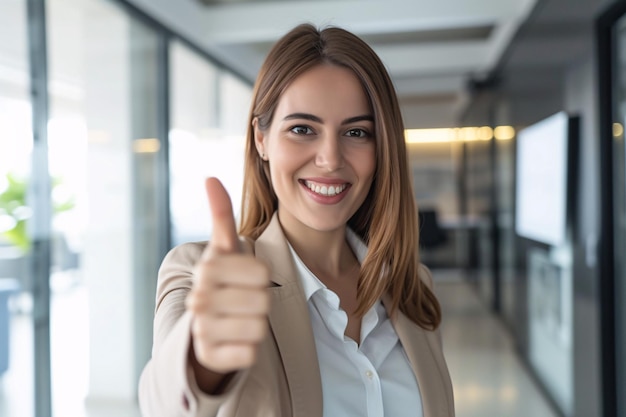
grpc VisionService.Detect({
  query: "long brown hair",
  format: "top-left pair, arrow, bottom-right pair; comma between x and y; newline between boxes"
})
239,23 -> 441,330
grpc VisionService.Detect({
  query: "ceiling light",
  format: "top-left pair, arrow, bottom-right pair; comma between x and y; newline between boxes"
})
405,126 -> 513,143
493,126 -> 515,140
133,138 -> 161,153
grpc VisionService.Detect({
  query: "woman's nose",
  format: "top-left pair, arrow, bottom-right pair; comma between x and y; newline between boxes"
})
314,135 -> 344,171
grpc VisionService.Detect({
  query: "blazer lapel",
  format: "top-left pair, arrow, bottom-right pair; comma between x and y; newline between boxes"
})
255,214 -> 323,417
383,294 -> 452,417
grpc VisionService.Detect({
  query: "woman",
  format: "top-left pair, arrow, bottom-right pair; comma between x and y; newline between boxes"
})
139,23 -> 455,417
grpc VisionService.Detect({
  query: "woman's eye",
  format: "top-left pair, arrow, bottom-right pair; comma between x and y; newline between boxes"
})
345,128 -> 370,138
290,125 -> 313,135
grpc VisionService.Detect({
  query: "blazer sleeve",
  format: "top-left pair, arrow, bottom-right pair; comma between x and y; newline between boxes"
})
138,242 -> 247,417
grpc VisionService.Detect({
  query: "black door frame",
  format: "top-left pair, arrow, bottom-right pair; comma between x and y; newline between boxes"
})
596,2 -> 626,416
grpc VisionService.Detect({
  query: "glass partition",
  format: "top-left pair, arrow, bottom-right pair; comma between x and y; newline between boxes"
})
217,71 -> 252,221
47,0 -> 162,414
0,1 -> 35,416
169,41 -> 219,245
169,42 -> 251,245
0,0 -> 254,415
464,140 -> 494,305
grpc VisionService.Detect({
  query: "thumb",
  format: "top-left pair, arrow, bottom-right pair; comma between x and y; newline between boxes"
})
204,177 -> 239,254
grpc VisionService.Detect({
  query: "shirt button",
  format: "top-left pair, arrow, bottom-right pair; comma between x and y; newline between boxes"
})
365,370 -> 373,379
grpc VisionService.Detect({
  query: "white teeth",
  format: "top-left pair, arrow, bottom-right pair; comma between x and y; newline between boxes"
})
304,180 -> 347,196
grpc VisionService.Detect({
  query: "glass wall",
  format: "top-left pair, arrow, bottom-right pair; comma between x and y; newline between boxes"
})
464,140 -> 495,305
0,0 -> 252,415
408,141 -> 464,269
495,135 -> 518,332
169,41 -> 219,245
217,71 -> 252,218
0,1 -> 34,416
46,0 -> 164,415
169,42 -> 251,245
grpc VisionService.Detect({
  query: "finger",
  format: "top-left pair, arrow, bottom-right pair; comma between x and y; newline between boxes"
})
205,177 -> 239,254
193,316 -> 267,344
185,283 -> 268,314
193,256 -> 269,287
194,343 -> 258,373
192,287 -> 269,316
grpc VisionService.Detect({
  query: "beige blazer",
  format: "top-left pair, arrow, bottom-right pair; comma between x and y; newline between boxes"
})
139,214 -> 455,417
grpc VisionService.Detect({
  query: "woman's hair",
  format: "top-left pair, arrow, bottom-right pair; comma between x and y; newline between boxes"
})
239,23 -> 441,330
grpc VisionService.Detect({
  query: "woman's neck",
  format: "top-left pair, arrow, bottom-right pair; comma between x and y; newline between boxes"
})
278,217 -> 357,281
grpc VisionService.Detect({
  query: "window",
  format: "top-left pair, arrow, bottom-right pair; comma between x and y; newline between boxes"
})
169,41 -> 251,246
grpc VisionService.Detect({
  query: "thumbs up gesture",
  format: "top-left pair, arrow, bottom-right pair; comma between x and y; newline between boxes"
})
186,177 -> 270,379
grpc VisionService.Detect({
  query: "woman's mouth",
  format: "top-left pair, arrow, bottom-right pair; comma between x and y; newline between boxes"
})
301,180 -> 349,197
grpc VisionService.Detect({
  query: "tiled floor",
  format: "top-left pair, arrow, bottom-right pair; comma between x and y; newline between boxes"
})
432,270 -> 559,417
1,269 -> 559,417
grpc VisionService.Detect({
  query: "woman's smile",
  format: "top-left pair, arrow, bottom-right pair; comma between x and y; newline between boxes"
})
300,178 -> 351,201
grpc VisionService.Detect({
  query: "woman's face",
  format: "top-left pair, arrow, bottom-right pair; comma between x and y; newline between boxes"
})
255,64 -> 376,236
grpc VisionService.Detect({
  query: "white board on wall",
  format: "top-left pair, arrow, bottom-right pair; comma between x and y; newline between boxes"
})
515,111 -> 569,246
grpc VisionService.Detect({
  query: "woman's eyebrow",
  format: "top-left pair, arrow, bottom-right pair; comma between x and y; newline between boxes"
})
283,113 -> 322,123
342,115 -> 374,125
283,113 -> 374,125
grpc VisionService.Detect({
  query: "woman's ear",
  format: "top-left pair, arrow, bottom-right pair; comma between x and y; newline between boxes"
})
252,118 -> 267,160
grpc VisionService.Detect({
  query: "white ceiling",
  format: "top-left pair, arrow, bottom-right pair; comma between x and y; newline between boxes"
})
125,0 -> 539,126
0,0 -> 607,128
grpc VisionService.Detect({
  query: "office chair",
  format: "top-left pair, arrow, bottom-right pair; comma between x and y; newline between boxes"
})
418,208 -> 448,249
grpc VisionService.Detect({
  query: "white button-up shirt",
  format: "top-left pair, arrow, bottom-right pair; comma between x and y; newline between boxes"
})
288,229 -> 423,417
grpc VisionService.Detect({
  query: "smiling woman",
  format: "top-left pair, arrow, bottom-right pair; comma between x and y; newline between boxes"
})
139,23 -> 455,417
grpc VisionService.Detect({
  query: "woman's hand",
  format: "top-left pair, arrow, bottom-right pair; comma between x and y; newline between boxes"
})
185,178 -> 270,388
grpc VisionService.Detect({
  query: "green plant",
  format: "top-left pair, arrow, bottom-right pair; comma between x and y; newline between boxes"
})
0,173 -> 75,252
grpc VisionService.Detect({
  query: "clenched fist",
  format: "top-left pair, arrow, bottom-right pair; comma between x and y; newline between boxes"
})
185,178 -> 270,390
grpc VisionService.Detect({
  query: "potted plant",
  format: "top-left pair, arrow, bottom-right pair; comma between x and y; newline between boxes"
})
0,173 -> 75,252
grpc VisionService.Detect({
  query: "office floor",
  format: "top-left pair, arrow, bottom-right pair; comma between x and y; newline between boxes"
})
0,269 -> 559,417
433,270 -> 559,417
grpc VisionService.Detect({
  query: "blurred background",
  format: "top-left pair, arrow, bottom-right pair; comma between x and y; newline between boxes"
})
0,0 -> 624,416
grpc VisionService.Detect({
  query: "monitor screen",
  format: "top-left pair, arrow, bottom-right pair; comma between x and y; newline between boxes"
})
515,111 -> 569,246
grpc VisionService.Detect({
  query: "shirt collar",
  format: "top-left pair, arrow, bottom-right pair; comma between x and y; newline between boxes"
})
288,228 -> 368,301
